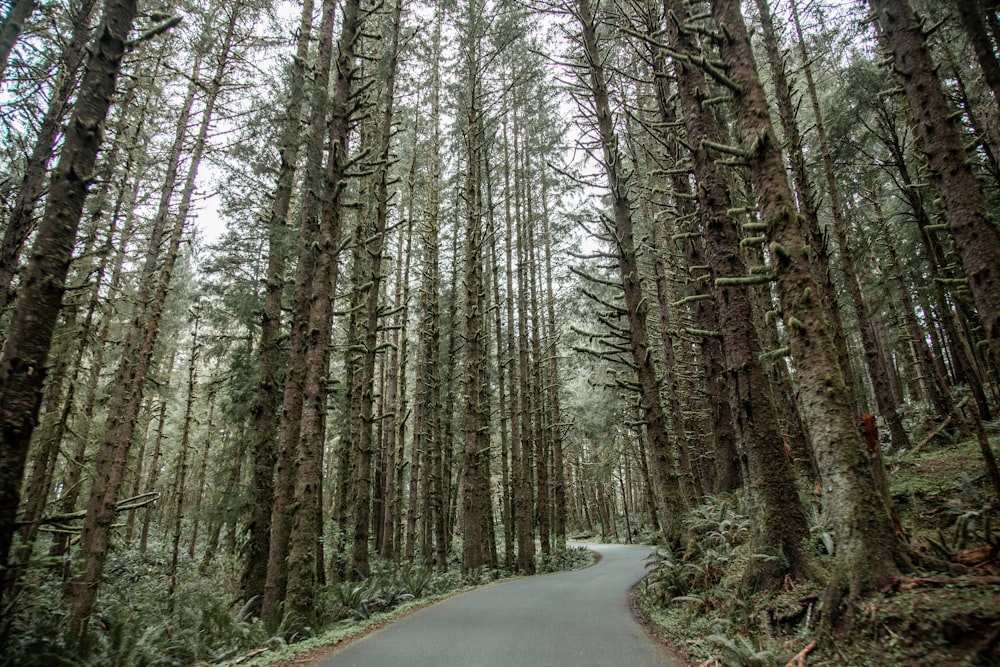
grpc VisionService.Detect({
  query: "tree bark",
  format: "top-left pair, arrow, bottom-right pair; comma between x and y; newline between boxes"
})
575,0 -> 684,546
783,0 -> 910,451
660,0 -> 811,593
66,6 -> 235,631
712,0 -> 912,625
460,0 -> 489,572
241,0 -> 314,615
0,0 -> 35,80
0,0 -> 138,598
953,0 -> 1000,105
262,0 -> 339,619
0,0 -> 99,314
283,0 -> 362,616
345,0 -> 400,580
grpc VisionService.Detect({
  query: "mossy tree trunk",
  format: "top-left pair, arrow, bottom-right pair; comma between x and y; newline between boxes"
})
0,0 -> 138,594
659,0 -> 811,594
575,0 -> 685,546
711,0 -> 912,626
241,0 -> 313,616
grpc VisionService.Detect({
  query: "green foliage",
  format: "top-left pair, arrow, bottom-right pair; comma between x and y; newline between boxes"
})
642,495 -> 751,617
2,544 -> 285,667
706,633 -> 778,667
536,545 -> 593,573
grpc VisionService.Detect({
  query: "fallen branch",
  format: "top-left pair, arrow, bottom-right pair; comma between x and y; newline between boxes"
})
913,397 -> 969,455
19,491 -> 159,527
785,641 -> 816,667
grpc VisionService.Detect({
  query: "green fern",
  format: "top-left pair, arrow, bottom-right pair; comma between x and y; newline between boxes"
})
706,633 -> 777,667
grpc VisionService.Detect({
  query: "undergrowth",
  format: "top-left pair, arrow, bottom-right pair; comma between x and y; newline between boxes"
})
641,432 -> 1000,667
2,537 -> 592,667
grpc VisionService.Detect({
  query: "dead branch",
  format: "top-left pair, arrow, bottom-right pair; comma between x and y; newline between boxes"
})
784,641 -> 817,667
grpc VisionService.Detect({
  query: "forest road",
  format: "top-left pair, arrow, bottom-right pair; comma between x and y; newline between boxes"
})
312,542 -> 676,667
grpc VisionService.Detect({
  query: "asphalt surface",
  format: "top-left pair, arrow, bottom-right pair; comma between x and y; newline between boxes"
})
313,542 -> 675,667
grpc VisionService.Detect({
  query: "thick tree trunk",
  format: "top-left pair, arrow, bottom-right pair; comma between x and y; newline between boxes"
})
284,0 -> 361,616
262,0 -> 338,619
754,0 -> 859,411
783,0 -> 910,451
460,2 -> 489,570
712,0 -> 912,625
661,0 -> 811,593
0,0 -> 138,597
954,0 -> 1000,105
408,103 -> 443,562
346,0 -> 399,580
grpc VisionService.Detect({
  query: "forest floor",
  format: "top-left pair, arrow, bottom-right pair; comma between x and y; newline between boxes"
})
640,431 -> 1000,667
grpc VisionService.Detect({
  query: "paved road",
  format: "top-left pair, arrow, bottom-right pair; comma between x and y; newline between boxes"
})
314,543 -> 675,667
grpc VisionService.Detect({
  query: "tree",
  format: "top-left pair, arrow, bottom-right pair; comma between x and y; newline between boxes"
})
870,0 -> 1000,374
570,0 -> 685,546
0,0 -> 142,600
65,2 -> 238,632
283,0 -> 364,616
241,0 -> 314,614
711,0 -> 912,625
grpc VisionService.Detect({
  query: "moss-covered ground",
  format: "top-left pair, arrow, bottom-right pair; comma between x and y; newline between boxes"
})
641,430 -> 1000,667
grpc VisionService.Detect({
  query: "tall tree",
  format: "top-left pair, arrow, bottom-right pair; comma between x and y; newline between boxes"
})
459,0 -> 490,572
283,0 -> 364,616
262,0 -> 340,618
241,0 -> 315,614
571,0 -> 684,545
657,0 -> 811,592
870,0 -> 1000,373
711,0 -> 912,624
0,0 -> 142,598
348,0 -> 402,579
66,3 -> 238,632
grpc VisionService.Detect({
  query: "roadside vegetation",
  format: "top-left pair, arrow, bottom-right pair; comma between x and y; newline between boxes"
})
639,426 -> 1000,667
1,542 -> 593,667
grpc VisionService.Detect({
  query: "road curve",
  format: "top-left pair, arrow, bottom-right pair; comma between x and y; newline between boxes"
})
313,543 -> 675,667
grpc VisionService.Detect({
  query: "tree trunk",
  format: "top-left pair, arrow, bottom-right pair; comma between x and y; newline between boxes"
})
871,0 -> 1000,374
0,0 -> 139,597
262,0 -> 339,619
0,0 -> 99,314
241,0 -> 313,615
460,0 -> 488,572
784,0 -> 910,451
168,307 -> 200,607
712,0 -> 912,626
953,0 -> 1000,105
345,0 -> 399,580
659,0 -> 811,593
576,0 -> 684,546
0,0 -> 35,80
540,184 -> 567,547
284,0 -> 362,616
66,6 -> 235,631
